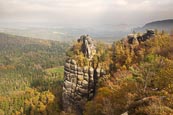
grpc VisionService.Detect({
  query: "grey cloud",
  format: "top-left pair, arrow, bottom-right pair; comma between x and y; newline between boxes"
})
0,0 -> 173,27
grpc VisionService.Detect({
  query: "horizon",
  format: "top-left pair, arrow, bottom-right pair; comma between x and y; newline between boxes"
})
1,0 -> 173,28
0,0 -> 173,41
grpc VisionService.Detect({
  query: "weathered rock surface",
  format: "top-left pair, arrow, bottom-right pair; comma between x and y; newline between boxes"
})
63,59 -> 103,113
62,35 -> 104,114
124,29 -> 155,45
78,35 -> 96,59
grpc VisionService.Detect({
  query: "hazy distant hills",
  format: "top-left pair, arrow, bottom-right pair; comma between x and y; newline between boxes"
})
0,25 -> 131,42
1,19 -> 172,42
134,19 -> 173,33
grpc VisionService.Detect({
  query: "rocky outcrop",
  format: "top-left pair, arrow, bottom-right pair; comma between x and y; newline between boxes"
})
62,35 -> 104,114
125,29 -> 155,45
78,35 -> 96,59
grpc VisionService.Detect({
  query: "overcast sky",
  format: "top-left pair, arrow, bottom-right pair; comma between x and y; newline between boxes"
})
0,0 -> 173,27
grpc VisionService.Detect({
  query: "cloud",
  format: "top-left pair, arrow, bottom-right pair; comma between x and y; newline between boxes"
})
0,0 -> 173,26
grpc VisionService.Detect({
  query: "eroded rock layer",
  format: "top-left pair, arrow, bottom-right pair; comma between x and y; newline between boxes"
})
62,35 -> 103,113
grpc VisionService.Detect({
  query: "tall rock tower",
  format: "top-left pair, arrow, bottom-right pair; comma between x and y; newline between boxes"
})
62,35 -> 103,114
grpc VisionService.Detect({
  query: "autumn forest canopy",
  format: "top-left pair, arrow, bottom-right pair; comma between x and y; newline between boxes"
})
1,0 -> 173,114
0,29 -> 173,115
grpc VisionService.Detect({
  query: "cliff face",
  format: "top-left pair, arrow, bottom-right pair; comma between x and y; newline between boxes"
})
62,35 -> 105,113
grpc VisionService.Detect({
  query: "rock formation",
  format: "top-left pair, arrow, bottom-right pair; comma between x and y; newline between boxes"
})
62,35 -> 104,114
120,29 -> 156,55
78,35 -> 96,59
62,30 -> 158,115
125,29 -> 155,45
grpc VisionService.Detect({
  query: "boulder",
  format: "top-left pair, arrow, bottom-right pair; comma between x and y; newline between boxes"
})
71,78 -> 77,84
69,73 -> 74,78
77,71 -> 83,75
66,76 -> 70,81
77,75 -> 84,81
82,80 -> 88,88
64,81 -> 72,89
89,67 -> 94,74
64,67 -> 70,72
71,64 -> 77,71
82,80 -> 88,85
83,66 -> 88,73
84,75 -> 89,81
77,66 -> 82,72
71,59 -> 77,65
65,63 -> 70,69
78,87 -> 88,94
90,76 -> 94,81
77,81 -> 82,85
63,87 -> 67,92
71,84 -> 76,90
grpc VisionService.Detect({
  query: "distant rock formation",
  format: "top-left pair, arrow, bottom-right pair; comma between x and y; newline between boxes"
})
62,35 -> 104,114
123,29 -> 155,45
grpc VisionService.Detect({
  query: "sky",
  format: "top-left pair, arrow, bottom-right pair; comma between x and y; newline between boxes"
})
0,0 -> 173,27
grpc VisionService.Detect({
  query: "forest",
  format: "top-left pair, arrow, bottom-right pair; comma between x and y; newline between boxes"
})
0,33 -> 69,115
0,30 -> 173,115
63,30 -> 173,115
83,31 -> 173,115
